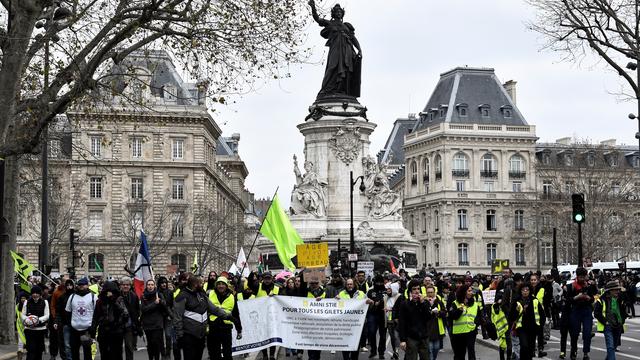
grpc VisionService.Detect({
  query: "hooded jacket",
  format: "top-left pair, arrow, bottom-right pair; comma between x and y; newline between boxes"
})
90,281 -> 130,337
174,286 -> 236,339
141,288 -> 168,331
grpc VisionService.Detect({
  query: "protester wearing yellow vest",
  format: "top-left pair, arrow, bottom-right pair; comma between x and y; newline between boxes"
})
336,279 -> 368,360
529,273 -> 547,358
424,285 -> 445,360
594,281 -> 626,360
491,291 -> 510,360
511,284 -> 545,360
207,277 -> 241,360
448,285 -> 480,360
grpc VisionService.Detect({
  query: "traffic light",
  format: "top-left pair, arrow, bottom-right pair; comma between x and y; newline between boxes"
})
69,228 -> 79,249
571,193 -> 585,223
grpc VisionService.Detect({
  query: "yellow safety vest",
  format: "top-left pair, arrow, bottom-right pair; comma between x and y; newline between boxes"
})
431,300 -> 446,336
452,300 -> 479,334
403,286 -> 438,299
173,288 -> 181,299
515,298 -> 540,328
256,284 -> 279,297
307,288 -> 326,298
89,284 -> 99,295
338,290 -> 365,299
491,306 -> 509,350
534,287 -> 545,309
209,291 -> 235,324
236,292 -> 255,301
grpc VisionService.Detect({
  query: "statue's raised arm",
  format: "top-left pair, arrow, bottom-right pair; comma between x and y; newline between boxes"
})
308,1 -> 362,101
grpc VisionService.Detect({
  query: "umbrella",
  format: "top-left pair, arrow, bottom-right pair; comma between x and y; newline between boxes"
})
275,271 -> 293,281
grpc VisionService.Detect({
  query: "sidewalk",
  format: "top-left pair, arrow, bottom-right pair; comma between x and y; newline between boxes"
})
0,344 -> 17,360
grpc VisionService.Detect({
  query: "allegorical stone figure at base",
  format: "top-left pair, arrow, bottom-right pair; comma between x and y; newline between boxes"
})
308,0 -> 362,100
291,155 -> 328,217
362,156 -> 402,219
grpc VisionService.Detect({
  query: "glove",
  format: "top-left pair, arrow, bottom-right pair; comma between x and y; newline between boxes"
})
236,332 -> 242,340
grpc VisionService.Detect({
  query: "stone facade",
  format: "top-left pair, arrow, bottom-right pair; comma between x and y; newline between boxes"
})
17,51 -> 254,279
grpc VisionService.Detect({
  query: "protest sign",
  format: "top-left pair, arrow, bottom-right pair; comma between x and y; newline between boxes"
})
482,290 -> 496,304
296,243 -> 329,268
231,296 -> 367,354
357,261 -> 374,277
491,259 -> 510,274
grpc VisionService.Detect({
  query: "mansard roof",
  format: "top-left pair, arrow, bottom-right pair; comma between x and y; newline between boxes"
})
413,67 -> 526,131
378,116 -> 417,166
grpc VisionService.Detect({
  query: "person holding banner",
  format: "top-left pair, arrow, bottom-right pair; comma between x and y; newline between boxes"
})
21,285 -> 50,360
174,275 -> 238,360
208,277 -> 242,360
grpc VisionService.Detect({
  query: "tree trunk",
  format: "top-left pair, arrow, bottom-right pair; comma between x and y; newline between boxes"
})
0,155 -> 19,344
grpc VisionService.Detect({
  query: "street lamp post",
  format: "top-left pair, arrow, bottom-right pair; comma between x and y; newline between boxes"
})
349,171 -> 365,275
625,62 -> 640,176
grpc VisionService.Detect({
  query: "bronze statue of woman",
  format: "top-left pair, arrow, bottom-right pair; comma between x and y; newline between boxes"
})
308,0 -> 362,101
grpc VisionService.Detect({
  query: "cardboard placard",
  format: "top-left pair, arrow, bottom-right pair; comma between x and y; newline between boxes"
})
303,267 -> 326,284
482,290 -> 496,304
491,259 -> 510,274
297,243 -> 329,268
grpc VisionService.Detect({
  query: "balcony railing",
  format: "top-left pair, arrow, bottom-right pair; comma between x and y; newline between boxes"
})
516,260 -> 526,266
509,171 -> 527,179
458,261 -> 469,266
480,170 -> 498,178
423,175 -> 429,182
452,169 -> 470,177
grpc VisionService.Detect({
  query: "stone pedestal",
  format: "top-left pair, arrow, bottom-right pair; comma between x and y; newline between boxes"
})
257,100 -> 418,271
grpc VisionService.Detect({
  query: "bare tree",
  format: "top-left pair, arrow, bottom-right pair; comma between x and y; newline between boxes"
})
536,142 -> 640,263
0,0 -> 310,342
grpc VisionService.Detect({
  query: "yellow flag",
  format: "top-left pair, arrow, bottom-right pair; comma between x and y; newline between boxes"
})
11,251 -> 34,292
15,304 -> 25,344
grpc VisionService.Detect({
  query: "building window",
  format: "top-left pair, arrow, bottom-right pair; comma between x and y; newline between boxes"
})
410,161 -> 418,186
172,138 -> 184,160
422,212 -> 427,233
514,210 -> 525,230
172,213 -> 184,237
565,154 -> 573,166
564,181 -> 574,194
458,243 -> 469,266
88,210 -> 103,237
130,211 -> 143,233
542,242 -> 553,265
49,139 -> 61,158
131,137 -> 143,158
434,155 -> 442,181
609,155 -> 618,167
541,212 -> 552,229
439,108 -> 446,118
487,243 -> 497,266
456,180 -> 465,192
434,243 -> 440,267
171,254 -> 187,272
634,156 -> 640,168
17,221 -> 22,236
457,209 -> 468,231
409,214 -> 415,235
481,154 -> 498,178
611,182 -> 621,195
88,253 -> 104,272
50,253 -> 60,271
486,209 -> 497,231
504,109 -> 512,118
90,177 -> 102,199
515,243 -> 526,266
484,181 -> 494,192
587,153 -> 595,167
481,108 -> 490,117
452,153 -> 469,177
542,180 -> 552,197
542,153 -> 550,165
423,158 -> 430,183
172,179 -> 185,200
90,136 -> 102,158
131,178 -> 143,199
434,210 -> 439,232
512,181 -> 522,192
459,107 -> 467,117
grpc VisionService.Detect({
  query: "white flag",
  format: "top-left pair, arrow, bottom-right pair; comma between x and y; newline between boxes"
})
236,247 -> 250,277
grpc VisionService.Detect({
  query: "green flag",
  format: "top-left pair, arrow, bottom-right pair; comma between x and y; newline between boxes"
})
10,250 -> 33,292
260,194 -> 303,271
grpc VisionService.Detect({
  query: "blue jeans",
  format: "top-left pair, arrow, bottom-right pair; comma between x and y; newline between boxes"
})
569,307 -> 593,355
63,325 -> 72,360
428,340 -> 440,360
604,326 -> 621,360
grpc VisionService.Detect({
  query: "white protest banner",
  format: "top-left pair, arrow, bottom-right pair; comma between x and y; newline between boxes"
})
231,296 -> 367,354
357,261 -> 374,277
482,290 -> 496,304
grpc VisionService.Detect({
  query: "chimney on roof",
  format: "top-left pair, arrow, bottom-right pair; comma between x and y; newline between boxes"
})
556,137 -> 572,145
503,80 -> 517,105
600,139 -> 616,147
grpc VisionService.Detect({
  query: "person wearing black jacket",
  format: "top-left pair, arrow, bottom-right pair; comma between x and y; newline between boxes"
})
119,277 -> 141,360
156,276 -> 174,360
398,280 -> 431,360
509,284 -> 545,360
55,279 -> 75,360
207,277 -> 242,360
174,275 -> 238,360
366,275 -> 387,359
565,268 -> 597,360
91,281 -> 130,360
141,279 -> 168,360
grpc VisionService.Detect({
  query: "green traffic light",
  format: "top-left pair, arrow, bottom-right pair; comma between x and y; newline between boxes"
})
574,214 -> 584,222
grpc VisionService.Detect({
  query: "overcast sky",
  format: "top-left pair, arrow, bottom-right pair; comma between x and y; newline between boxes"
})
215,0 -> 639,203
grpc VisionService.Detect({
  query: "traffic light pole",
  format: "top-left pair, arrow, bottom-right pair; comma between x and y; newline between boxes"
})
68,229 -> 75,280
577,222 -> 583,268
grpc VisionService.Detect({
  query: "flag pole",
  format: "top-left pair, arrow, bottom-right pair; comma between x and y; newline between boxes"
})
240,186 -> 279,277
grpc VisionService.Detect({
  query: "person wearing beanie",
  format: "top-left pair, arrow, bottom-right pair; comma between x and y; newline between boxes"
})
366,275 -> 387,359
565,267 -> 597,360
56,278 -> 75,360
49,277 -> 67,360
21,285 -> 50,360
65,277 -> 96,360
141,279 -> 168,360
155,276 -> 174,360
91,281 -> 129,360
207,277 -> 242,360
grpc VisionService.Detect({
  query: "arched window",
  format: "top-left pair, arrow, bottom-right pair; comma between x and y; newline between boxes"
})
423,158 -> 430,182
50,253 -> 60,272
434,155 -> 442,180
457,209 -> 468,230
422,212 -> 427,233
458,243 -> 469,266
409,214 -> 415,235
434,210 -> 440,232
88,253 -> 104,272
486,243 -> 497,265
410,161 -> 418,186
452,153 -> 469,177
509,154 -> 525,178
171,253 -> 187,273
481,153 -> 497,178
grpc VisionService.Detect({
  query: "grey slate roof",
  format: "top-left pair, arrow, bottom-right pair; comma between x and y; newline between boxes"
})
413,67 -> 526,131
378,117 -> 418,166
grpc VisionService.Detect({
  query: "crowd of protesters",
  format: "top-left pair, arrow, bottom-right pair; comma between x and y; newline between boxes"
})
15,266 -> 639,360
